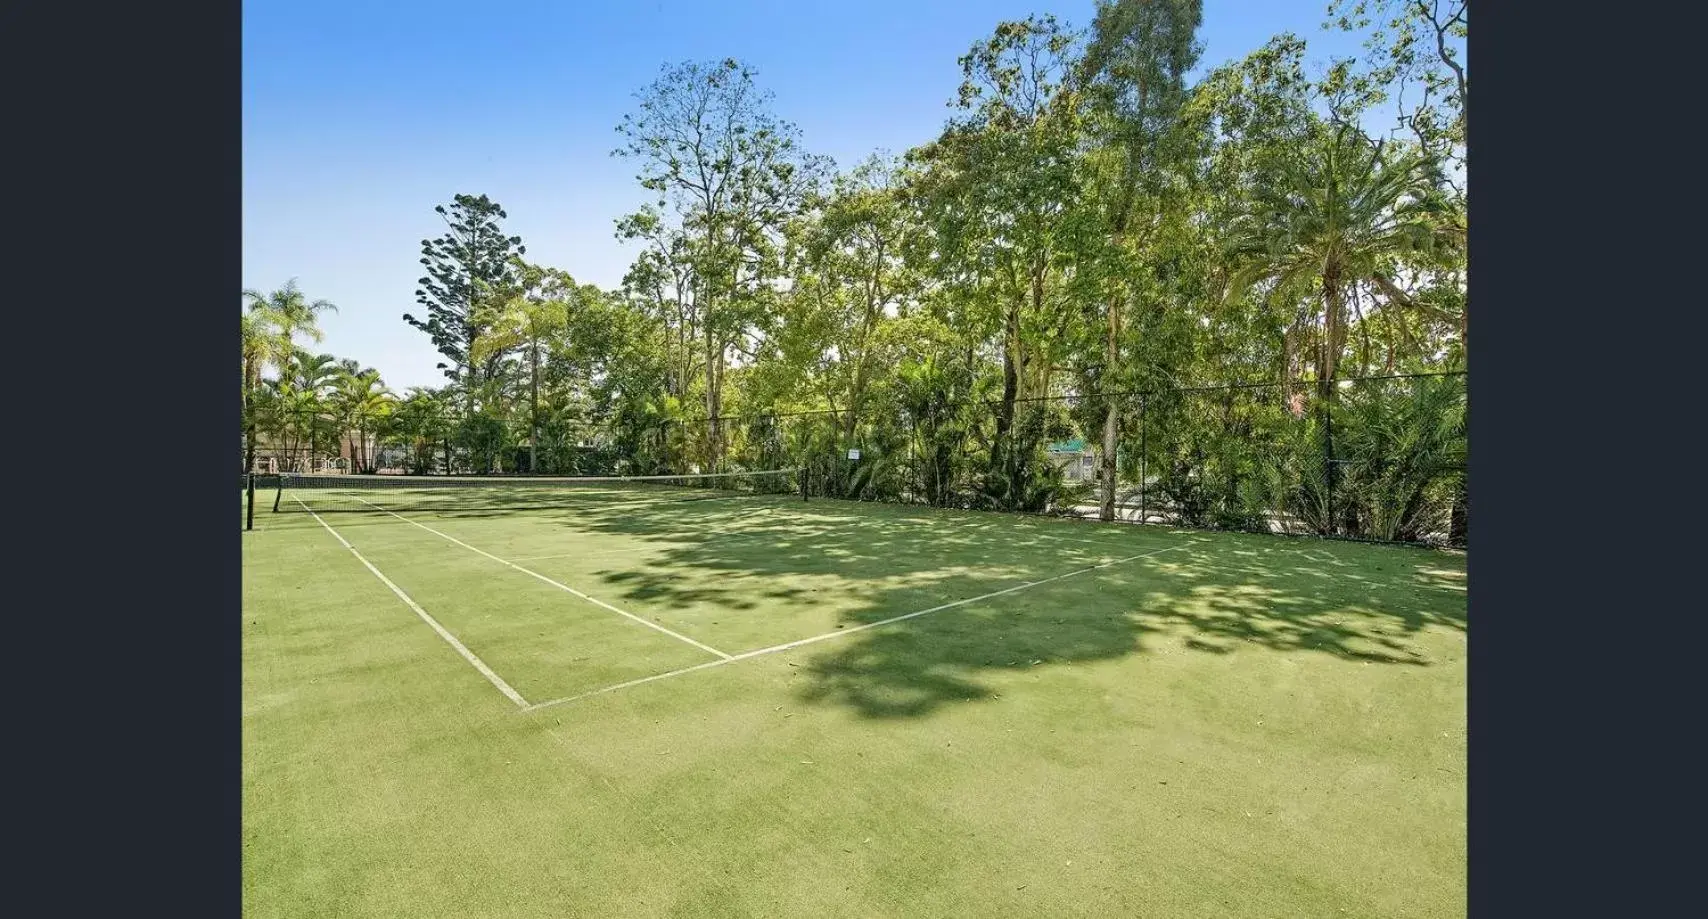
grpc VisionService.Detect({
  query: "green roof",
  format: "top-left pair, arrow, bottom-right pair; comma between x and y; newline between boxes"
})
1048,438 -> 1086,453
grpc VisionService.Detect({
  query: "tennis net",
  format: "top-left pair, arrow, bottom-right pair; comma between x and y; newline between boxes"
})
272,468 -> 804,515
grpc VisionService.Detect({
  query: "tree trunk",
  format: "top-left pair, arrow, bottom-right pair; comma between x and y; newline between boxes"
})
1099,292 -> 1121,522
529,338 -> 540,474
992,302 -> 1021,480
842,297 -> 881,449
242,359 -> 256,473
1459,301 -> 1468,359
1449,481 -> 1468,547
843,360 -> 868,447
1317,375 -> 1336,537
1321,265 -> 1344,387
704,332 -> 724,471
243,370 -> 258,475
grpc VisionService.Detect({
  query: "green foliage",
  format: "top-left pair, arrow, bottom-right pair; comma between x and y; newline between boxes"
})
613,58 -> 830,463
388,389 -> 453,474
1259,405 -> 1337,535
977,403 -> 1082,513
251,349 -> 345,473
453,411 -> 510,474
328,362 -> 393,474
1223,120 -> 1458,383
1324,0 -> 1466,176
1330,374 -> 1466,542
895,355 -> 982,507
403,193 -> 526,400
242,280 -> 338,469
250,4 -> 1467,547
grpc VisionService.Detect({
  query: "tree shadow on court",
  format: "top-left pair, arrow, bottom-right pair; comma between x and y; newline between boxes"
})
554,497 -> 1076,614
792,571 -> 1147,717
549,496 -> 1468,719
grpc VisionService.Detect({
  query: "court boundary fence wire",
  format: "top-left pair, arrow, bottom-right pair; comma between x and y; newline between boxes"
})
244,371 -> 1465,549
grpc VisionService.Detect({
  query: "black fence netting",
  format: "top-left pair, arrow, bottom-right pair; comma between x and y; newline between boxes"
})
245,371 -> 1464,548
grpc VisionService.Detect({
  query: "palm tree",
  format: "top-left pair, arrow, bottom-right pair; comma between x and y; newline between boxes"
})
388,388 -> 453,474
245,279 -> 337,350
1220,126 -> 1456,537
1224,125 -> 1455,391
271,350 -> 343,472
241,281 -> 337,472
1331,374 -> 1466,542
241,306 -> 290,473
330,362 -> 394,474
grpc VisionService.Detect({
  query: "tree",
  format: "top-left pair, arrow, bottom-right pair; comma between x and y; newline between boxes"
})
260,3 -> 1468,546
241,309 -> 284,468
471,259 -> 580,473
614,58 -> 828,467
241,281 -> 336,472
261,350 -> 343,472
330,361 -> 393,474
388,387 -> 454,474
910,15 -> 1084,509
403,194 -> 526,412
1323,0 -> 1468,352
1075,0 -> 1203,520
578,285 -> 684,473
1325,0 -> 1466,184
772,154 -> 917,450
1223,122 -> 1456,392
617,210 -> 700,405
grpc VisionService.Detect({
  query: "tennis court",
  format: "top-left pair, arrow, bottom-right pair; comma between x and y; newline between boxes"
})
243,472 -> 1467,918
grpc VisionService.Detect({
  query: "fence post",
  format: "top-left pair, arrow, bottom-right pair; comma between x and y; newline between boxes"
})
246,472 -> 255,531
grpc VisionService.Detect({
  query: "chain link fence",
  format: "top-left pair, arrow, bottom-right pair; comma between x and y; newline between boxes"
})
243,371 -> 1465,547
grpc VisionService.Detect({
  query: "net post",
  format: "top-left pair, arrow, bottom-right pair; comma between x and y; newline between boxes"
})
246,473 -> 255,531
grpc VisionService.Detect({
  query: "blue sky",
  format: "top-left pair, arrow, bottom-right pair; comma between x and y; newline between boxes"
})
244,0 -> 1374,391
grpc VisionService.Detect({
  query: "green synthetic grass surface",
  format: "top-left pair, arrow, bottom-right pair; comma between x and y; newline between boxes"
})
243,489 -> 1466,918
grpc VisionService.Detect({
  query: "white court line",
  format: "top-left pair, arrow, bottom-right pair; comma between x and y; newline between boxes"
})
510,522 -> 1118,565
297,499 -> 529,708
765,507 -> 1135,550
350,496 -> 732,660
505,523 -> 824,563
518,542 -> 1186,714
975,528 -> 1122,549
515,503 -> 1123,563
